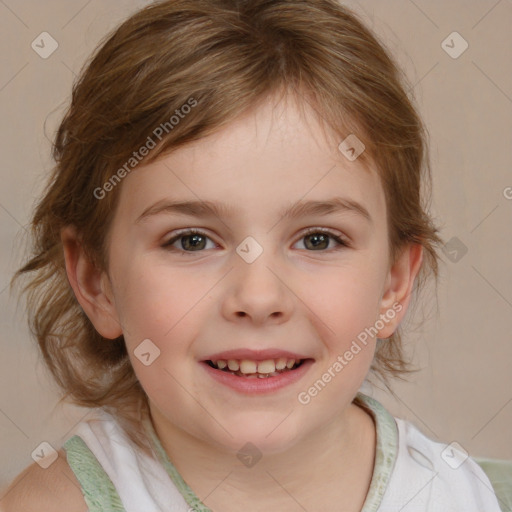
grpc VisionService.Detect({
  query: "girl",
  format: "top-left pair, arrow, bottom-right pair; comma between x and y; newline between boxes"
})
2,1 -> 510,511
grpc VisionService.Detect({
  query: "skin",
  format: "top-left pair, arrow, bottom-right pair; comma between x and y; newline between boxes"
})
62,92 -> 423,511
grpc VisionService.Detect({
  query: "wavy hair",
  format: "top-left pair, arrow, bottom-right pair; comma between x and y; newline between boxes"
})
13,0 -> 443,457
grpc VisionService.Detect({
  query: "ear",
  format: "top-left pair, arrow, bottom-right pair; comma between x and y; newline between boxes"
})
376,243 -> 423,339
61,226 -> 123,339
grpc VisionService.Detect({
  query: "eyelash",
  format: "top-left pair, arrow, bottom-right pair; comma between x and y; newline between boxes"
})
161,227 -> 350,255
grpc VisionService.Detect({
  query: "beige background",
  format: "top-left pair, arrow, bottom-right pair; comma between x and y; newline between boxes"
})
0,0 -> 511,490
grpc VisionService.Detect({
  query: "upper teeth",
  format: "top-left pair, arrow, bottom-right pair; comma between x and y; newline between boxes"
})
213,358 -> 300,374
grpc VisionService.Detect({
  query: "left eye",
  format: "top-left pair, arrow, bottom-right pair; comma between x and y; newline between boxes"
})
294,229 -> 348,251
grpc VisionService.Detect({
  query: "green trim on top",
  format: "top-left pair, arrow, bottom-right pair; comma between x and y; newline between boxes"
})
61,394 -> 512,512
142,415 -> 213,512
474,457 -> 512,512
63,435 -> 127,512
355,393 -> 399,511
63,396 -> 511,512
141,391 -> 399,512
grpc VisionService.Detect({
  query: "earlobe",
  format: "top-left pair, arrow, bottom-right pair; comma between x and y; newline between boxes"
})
376,243 -> 424,339
61,226 -> 123,339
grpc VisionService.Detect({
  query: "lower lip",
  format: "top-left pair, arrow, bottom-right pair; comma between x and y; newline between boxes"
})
200,359 -> 314,395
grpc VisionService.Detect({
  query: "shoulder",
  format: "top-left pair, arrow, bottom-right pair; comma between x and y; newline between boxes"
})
0,449 -> 87,512
393,419 -> 508,510
474,457 -> 512,512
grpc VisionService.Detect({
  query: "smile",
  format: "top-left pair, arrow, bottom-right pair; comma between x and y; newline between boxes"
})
206,358 -> 304,378
200,357 -> 315,394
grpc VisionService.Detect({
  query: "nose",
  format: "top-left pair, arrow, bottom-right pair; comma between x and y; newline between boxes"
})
221,249 -> 294,326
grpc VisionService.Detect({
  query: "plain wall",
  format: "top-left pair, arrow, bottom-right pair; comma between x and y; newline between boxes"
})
0,0 -> 511,490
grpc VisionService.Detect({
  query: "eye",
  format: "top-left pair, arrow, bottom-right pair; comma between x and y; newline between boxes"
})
161,227 -> 349,254
162,229 -> 217,253
294,228 -> 349,251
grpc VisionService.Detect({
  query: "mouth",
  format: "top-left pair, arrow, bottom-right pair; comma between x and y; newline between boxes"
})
204,357 -> 309,379
199,349 -> 315,394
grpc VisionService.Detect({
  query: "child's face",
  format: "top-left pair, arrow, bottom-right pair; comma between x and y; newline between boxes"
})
97,94 -> 411,453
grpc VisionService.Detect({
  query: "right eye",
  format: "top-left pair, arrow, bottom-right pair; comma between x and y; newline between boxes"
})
162,229 -> 217,253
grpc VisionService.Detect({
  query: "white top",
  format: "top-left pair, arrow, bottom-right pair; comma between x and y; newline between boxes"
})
63,393 -> 504,512
381,417 -> 501,511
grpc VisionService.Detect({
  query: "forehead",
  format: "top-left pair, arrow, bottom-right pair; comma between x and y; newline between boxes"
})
114,94 -> 386,226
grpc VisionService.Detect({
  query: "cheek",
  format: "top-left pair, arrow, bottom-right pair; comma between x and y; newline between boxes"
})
111,256 -> 185,328
299,265 -> 384,342
303,273 -> 382,397
113,262 -> 205,397
111,258 -> 213,364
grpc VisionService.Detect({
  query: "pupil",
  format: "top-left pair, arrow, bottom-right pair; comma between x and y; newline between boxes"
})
182,234 -> 329,251
183,234 -> 205,250
306,233 -> 328,250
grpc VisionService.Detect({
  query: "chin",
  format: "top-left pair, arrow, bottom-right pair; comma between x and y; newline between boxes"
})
207,414 -> 306,456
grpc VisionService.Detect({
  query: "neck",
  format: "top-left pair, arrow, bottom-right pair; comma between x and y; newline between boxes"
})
149,400 -> 376,511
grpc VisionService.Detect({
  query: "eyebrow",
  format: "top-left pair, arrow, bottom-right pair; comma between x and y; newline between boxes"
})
135,197 -> 372,224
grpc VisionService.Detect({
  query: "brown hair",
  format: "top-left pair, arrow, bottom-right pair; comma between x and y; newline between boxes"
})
13,0 -> 443,456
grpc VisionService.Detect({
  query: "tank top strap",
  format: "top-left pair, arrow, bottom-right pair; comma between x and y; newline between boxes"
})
64,434 -> 126,512
63,408 -> 192,512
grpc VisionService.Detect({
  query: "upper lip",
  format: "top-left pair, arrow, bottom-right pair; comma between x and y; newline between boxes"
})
202,349 -> 313,362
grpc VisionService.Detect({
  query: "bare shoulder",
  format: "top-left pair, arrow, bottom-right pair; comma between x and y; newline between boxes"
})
0,449 -> 87,512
